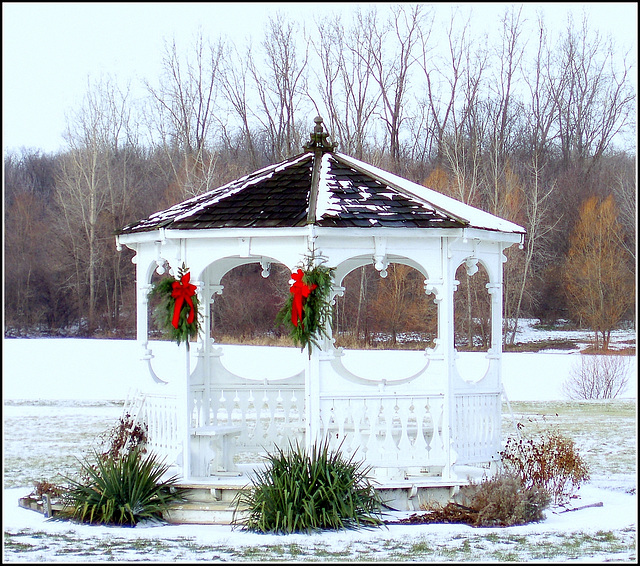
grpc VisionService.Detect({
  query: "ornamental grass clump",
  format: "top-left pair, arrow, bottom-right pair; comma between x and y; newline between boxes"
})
233,439 -> 384,534
60,448 -> 186,526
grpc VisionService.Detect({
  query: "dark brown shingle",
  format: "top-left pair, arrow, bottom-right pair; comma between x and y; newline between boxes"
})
118,152 -> 467,234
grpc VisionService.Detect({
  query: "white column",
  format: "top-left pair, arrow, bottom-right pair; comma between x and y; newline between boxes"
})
486,281 -> 503,390
441,239 -> 457,481
306,347 -> 321,453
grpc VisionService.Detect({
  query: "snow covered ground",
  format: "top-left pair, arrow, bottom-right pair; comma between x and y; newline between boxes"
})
3,319 -> 636,402
2,323 -> 637,562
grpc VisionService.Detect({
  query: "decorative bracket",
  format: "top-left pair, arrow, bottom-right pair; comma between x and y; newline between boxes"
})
373,236 -> 388,277
464,257 -> 479,277
139,284 -> 152,306
424,280 -> 443,304
374,256 -> 389,278
140,343 -> 169,385
485,282 -> 501,296
210,284 -> 224,301
154,241 -> 166,274
331,285 -> 345,305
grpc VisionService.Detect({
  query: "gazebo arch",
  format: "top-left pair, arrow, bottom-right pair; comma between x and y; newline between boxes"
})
116,116 -> 525,508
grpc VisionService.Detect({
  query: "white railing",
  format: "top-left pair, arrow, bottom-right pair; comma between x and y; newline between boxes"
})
319,393 -> 446,471
452,391 -> 502,464
139,349 -> 503,479
140,394 -> 181,467
190,382 -> 306,456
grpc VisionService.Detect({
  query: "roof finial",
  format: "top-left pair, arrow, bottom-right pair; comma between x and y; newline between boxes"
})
303,116 -> 337,152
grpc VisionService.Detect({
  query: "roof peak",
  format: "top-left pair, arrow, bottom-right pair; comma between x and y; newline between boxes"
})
303,116 -> 338,153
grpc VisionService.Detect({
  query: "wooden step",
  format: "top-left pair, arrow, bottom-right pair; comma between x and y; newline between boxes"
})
18,494 -> 63,518
178,482 -> 250,504
163,481 -> 250,524
163,500 -> 248,525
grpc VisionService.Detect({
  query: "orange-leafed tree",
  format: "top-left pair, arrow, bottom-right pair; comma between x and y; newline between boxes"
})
564,195 -> 634,350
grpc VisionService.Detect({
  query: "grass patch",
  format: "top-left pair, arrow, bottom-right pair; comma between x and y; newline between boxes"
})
5,399 -> 636,562
4,528 -> 636,562
503,339 -> 580,352
502,399 -> 636,478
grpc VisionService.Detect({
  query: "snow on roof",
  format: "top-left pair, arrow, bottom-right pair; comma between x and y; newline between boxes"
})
335,153 -> 526,235
118,144 -> 525,236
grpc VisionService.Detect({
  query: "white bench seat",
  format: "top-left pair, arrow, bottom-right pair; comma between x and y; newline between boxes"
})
190,425 -> 243,476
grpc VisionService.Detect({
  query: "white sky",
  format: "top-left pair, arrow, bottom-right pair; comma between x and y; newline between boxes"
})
2,2 -> 637,156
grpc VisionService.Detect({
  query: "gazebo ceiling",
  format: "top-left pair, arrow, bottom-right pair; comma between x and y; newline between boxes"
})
118,117 -> 525,236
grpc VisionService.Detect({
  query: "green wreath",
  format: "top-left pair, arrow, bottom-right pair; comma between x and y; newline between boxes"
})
148,263 -> 201,347
275,256 -> 335,356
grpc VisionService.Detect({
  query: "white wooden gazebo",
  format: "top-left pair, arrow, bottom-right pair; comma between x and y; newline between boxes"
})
116,117 -> 525,495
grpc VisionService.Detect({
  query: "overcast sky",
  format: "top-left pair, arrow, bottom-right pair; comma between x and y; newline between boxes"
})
2,2 -> 637,156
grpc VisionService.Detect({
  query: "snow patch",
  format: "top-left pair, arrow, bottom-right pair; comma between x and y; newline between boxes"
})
315,153 -> 341,219
337,152 -> 526,234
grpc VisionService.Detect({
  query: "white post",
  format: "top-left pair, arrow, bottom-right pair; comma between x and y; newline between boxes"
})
486,281 -> 503,390
306,347 -> 320,453
182,340 -> 191,481
441,238 -> 457,481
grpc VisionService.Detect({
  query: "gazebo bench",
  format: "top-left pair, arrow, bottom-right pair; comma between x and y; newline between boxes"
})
190,425 -> 243,476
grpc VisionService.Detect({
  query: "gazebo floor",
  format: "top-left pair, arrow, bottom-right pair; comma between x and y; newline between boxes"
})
164,467 -> 486,525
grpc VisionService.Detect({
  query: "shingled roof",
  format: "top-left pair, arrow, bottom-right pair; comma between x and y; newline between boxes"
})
118,117 -> 524,236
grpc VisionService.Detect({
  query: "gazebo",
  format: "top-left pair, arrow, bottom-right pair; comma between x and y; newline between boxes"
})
115,117 -> 525,509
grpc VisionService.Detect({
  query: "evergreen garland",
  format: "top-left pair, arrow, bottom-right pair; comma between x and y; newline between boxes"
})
148,264 -> 201,347
276,255 -> 335,357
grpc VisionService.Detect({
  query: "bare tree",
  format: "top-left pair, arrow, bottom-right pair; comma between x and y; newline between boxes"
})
485,5 -> 527,216
56,76 -> 138,334
563,354 -> 630,399
310,11 -> 380,159
504,19 -> 561,343
146,33 -> 225,200
431,10 -> 489,207
416,8 -> 479,169
610,156 -> 637,263
249,14 -> 310,161
547,13 -> 636,169
362,4 -> 424,173
371,264 -> 437,347
564,195 -> 634,349
219,41 -> 261,170
4,152 -> 56,330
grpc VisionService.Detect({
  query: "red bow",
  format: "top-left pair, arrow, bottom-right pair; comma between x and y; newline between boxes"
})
290,269 -> 317,327
171,272 -> 197,329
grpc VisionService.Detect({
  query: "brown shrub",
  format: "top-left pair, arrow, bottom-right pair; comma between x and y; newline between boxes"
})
466,474 -> 550,526
500,429 -> 590,505
402,474 -> 550,527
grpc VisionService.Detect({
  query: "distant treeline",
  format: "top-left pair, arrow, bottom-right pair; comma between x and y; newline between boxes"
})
4,5 -> 636,346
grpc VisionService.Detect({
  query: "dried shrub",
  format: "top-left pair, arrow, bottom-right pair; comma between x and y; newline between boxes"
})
24,479 -> 64,507
500,429 -> 590,505
97,412 -> 148,460
32,479 -> 63,498
400,474 -> 550,527
467,474 -> 550,526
